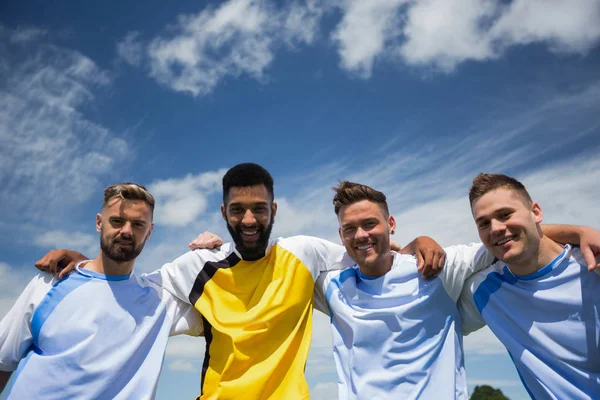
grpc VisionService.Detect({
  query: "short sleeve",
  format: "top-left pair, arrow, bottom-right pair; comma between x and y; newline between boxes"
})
458,274 -> 487,334
279,236 -> 355,281
143,245 -> 233,305
313,271 -> 333,315
169,300 -> 204,337
0,274 -> 54,371
438,243 -> 495,302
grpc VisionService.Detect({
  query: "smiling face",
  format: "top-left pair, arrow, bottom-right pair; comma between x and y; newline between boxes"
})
471,187 -> 543,268
338,199 -> 396,275
221,184 -> 277,260
97,197 -> 154,263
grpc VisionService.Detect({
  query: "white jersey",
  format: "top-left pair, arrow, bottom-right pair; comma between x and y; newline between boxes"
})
314,244 -> 494,400
459,245 -> 600,400
0,264 -> 203,399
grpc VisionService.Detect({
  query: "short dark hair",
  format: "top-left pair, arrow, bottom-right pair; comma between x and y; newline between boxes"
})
103,182 -> 155,215
332,181 -> 389,216
469,173 -> 532,205
222,163 -> 274,203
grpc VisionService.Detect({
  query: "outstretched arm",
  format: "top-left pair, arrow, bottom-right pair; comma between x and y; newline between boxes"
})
399,236 -> 446,279
542,225 -> 600,271
34,250 -> 87,279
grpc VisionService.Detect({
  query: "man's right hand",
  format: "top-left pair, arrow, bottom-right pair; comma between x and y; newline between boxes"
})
188,231 -> 225,251
35,249 -> 87,279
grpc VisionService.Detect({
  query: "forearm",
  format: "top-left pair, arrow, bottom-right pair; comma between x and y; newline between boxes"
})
0,370 -> 12,393
541,224 -> 587,245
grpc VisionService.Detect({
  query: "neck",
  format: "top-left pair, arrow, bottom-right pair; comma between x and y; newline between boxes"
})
507,237 -> 564,276
83,252 -> 135,276
358,251 -> 394,278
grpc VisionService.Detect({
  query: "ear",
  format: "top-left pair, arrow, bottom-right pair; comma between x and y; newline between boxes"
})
338,228 -> 343,243
532,202 -> 543,224
146,223 -> 155,241
271,201 -> 278,218
96,213 -> 102,233
388,215 -> 397,235
221,204 -> 227,221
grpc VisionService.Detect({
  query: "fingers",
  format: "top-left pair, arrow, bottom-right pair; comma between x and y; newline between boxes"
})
58,261 -> 78,280
581,246 -> 597,271
421,251 -> 446,279
416,251 -> 425,272
34,251 -> 59,274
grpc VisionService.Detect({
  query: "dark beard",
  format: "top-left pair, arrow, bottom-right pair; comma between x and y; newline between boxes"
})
100,235 -> 145,263
227,217 -> 274,261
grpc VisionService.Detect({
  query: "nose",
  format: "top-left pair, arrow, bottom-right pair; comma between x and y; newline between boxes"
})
490,219 -> 505,233
120,221 -> 134,237
242,209 -> 256,226
355,227 -> 368,240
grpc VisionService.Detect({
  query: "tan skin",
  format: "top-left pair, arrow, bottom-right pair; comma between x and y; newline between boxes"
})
473,188 -> 582,275
88,197 -> 154,276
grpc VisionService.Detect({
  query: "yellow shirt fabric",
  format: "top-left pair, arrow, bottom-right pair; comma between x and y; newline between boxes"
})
152,236 -> 351,400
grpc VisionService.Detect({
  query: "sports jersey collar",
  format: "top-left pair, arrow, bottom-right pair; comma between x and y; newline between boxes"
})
75,261 -> 133,281
232,238 -> 277,261
512,245 -> 570,281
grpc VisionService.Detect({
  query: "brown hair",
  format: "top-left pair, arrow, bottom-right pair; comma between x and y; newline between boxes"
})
469,173 -> 532,205
332,181 -> 389,216
103,182 -> 155,214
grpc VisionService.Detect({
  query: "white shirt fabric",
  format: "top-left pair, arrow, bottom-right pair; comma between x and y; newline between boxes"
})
459,245 -> 600,400
0,264 -> 203,399
314,244 -> 494,400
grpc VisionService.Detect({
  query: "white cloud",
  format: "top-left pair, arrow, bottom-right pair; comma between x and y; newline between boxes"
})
148,169 -> 226,227
331,0 -> 408,78
144,0 -> 330,96
332,0 -> 600,74
0,26 -> 128,224
0,262 -> 36,317
117,31 -> 143,66
147,0 -> 278,96
165,335 -> 206,359
464,326 -> 506,356
34,230 -> 98,256
167,359 -> 197,372
311,381 -> 339,399
8,27 -> 47,44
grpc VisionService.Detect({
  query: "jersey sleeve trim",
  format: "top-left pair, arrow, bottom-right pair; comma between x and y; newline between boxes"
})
30,274 -> 89,348
188,251 -> 241,305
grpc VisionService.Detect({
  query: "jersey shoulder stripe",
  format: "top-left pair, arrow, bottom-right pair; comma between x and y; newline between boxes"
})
30,273 -> 89,348
188,251 -> 241,305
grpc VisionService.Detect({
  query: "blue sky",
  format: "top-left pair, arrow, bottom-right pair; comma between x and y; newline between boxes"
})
1,0 -> 600,398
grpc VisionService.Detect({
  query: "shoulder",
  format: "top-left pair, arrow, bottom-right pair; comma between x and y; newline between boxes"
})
275,235 -> 344,258
464,261 -> 505,293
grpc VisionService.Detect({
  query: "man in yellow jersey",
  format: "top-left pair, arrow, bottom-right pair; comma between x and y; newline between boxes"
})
34,163 -> 598,400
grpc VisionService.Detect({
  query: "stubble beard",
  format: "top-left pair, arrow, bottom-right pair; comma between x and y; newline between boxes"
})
100,233 -> 146,263
227,216 -> 275,261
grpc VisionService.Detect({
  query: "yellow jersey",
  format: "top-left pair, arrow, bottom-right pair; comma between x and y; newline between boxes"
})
151,235 -> 352,399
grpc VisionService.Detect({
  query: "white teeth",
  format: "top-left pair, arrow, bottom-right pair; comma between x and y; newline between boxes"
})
242,230 -> 258,235
357,244 -> 373,250
497,236 -> 514,245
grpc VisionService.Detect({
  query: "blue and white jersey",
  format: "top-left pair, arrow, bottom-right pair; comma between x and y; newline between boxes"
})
314,244 -> 493,400
459,245 -> 600,400
0,264 -> 203,399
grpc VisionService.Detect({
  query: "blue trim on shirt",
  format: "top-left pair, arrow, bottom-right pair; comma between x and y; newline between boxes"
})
5,346 -> 35,398
473,248 -> 568,312
76,266 -> 131,281
325,268 -> 357,305
30,273 -> 89,348
514,247 -> 567,281
507,351 -> 535,400
473,266 -> 517,313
